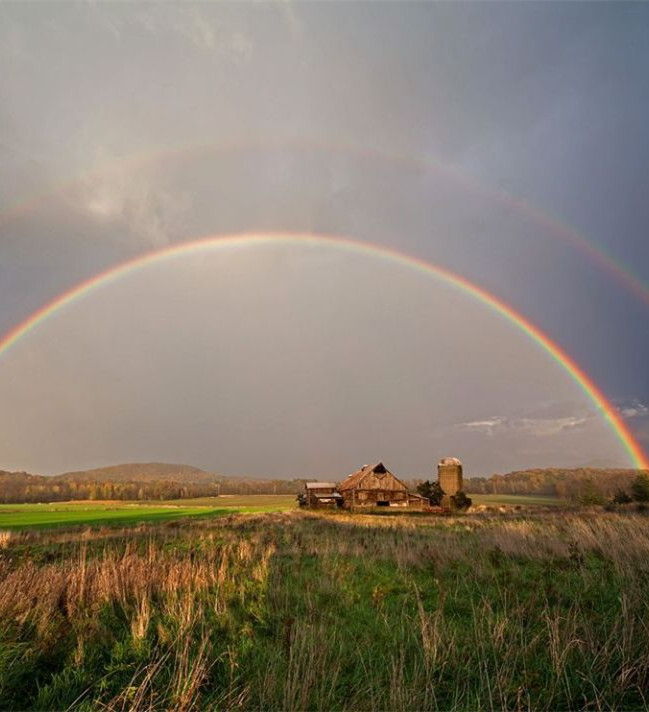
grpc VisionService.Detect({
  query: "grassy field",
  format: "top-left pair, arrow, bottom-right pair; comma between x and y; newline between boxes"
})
0,494 -> 562,532
0,495 -> 296,530
470,493 -> 562,506
1,509 -> 649,710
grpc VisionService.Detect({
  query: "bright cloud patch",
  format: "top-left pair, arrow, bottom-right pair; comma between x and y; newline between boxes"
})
457,415 -> 590,438
76,158 -> 191,247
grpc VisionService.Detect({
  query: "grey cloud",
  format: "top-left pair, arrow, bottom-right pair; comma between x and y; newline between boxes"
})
108,5 -> 255,62
619,402 -> 649,420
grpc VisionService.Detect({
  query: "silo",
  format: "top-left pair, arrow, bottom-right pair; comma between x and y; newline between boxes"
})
437,457 -> 463,508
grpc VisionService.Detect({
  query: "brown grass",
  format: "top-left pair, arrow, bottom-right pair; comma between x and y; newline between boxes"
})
2,510 -> 649,710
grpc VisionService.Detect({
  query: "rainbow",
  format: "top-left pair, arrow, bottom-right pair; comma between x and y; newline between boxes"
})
0,231 -> 646,469
3,140 -> 649,310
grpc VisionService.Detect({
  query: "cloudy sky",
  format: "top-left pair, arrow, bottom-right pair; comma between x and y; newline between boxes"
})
1,2 -> 648,477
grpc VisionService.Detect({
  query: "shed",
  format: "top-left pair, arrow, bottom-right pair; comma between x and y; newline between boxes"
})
304,482 -> 341,509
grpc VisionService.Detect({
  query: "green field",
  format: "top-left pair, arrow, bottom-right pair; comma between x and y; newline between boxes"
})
470,493 -> 562,506
0,493 -> 564,531
1,509 -> 648,710
0,495 -> 297,530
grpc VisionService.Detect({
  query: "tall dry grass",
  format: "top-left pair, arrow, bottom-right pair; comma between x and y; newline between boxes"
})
1,511 -> 649,710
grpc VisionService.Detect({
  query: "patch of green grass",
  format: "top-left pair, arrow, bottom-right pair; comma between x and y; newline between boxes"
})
0,495 -> 296,530
2,511 -> 649,710
164,494 -> 298,508
471,493 -> 563,506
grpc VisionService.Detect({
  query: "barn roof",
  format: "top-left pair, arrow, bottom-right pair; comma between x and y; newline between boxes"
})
338,462 -> 407,492
305,482 -> 336,489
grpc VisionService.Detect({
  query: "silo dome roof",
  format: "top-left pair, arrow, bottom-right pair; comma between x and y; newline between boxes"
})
439,456 -> 462,466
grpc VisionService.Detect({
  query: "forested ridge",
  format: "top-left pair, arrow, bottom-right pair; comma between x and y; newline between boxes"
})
464,467 -> 648,500
0,470 -> 220,503
2,463 -> 648,504
0,463 -> 308,503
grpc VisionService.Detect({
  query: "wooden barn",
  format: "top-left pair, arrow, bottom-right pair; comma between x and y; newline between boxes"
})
303,482 -> 343,509
338,462 -> 428,510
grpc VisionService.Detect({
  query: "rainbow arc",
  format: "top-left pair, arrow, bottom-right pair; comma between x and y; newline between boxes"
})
0,232 -> 646,469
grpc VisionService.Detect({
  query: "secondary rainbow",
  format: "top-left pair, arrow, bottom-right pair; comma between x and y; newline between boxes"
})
0,232 -> 646,469
4,139 -> 649,309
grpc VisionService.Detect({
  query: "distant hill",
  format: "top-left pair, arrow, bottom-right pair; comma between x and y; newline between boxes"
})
0,462 -> 312,503
56,462 -> 219,484
0,470 -> 44,485
0,463 -> 223,504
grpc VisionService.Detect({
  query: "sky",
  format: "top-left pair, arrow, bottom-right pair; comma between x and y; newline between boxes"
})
1,2 -> 648,478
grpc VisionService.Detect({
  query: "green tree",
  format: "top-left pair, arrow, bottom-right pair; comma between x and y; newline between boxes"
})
416,480 -> 445,506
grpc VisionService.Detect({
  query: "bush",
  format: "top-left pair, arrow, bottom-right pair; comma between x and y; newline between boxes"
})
631,473 -> 649,503
612,488 -> 632,505
577,479 -> 606,506
451,491 -> 472,511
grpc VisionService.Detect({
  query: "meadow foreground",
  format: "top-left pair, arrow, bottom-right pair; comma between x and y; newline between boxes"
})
1,510 -> 648,711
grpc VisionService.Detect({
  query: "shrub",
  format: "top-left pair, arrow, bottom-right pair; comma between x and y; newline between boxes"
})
451,491 -> 472,511
612,488 -> 632,505
577,479 -> 606,506
630,473 -> 649,503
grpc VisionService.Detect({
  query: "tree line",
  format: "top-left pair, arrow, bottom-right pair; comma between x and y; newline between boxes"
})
0,471 -> 310,503
463,468 -> 648,502
0,472 -> 221,503
4,466 -> 649,505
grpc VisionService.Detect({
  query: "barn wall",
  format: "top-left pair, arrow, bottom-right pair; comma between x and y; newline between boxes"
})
342,488 -> 411,509
407,494 -> 428,509
357,472 -> 407,492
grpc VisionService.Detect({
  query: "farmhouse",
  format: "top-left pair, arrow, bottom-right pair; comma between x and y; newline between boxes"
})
337,462 -> 428,510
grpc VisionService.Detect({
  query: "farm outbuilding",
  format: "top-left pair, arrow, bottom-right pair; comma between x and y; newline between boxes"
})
303,482 -> 343,509
338,462 -> 428,510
